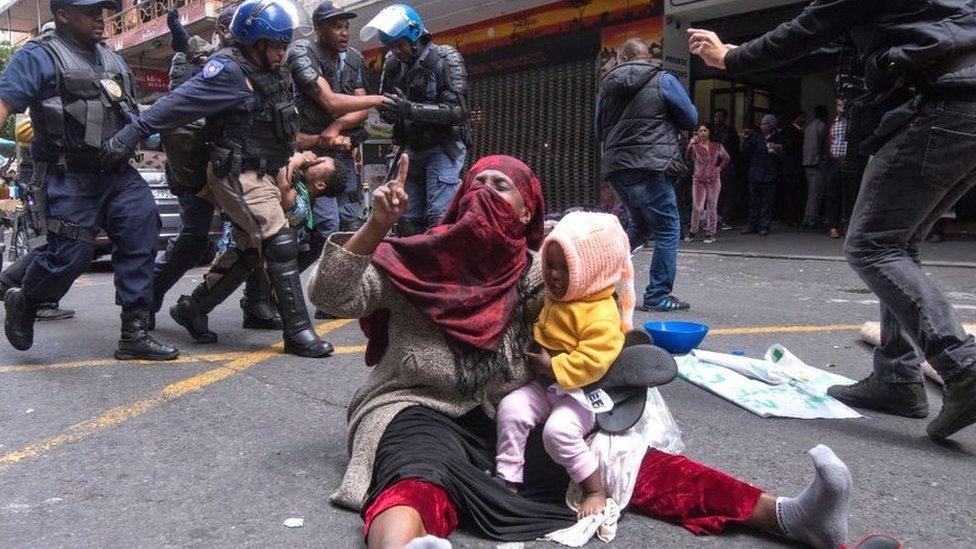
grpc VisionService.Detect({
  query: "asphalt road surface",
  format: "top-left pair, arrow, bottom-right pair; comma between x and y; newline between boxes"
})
2,248 -> 975,548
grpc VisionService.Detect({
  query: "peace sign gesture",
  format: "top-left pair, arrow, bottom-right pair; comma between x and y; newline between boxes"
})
371,154 -> 410,230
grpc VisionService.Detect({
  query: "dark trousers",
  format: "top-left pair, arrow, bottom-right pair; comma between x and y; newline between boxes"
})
747,179 -> 776,231
844,99 -> 976,383
825,155 -> 868,230
23,166 -> 160,311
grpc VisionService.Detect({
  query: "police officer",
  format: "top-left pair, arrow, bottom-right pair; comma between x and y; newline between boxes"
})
286,1 -> 374,264
0,0 -> 178,361
152,5 -> 283,332
361,4 -> 470,236
102,0 -> 375,357
689,0 -> 976,440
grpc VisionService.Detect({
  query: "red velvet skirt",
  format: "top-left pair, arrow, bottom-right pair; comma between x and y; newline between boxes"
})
363,408 -> 762,541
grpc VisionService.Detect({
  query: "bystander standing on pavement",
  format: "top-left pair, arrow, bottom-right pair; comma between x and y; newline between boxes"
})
596,38 -> 697,312
778,111 -> 806,227
689,0 -> 976,440
824,98 -> 850,239
740,115 -> 782,237
685,124 -> 730,243
802,105 -> 829,228
712,108 -> 741,229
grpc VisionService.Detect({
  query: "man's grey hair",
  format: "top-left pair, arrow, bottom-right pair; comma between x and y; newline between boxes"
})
619,38 -> 651,61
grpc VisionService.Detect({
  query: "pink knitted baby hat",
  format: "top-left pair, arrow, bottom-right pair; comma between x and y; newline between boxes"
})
542,211 -> 635,331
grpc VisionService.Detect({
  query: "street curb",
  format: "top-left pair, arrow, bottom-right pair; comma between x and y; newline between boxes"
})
677,248 -> 976,269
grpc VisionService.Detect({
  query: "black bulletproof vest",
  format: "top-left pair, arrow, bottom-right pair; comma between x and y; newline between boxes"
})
212,47 -> 298,172
37,33 -> 136,160
295,41 -> 365,140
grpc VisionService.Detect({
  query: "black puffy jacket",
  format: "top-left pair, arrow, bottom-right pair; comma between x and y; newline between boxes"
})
725,0 -> 976,94
596,62 -> 692,178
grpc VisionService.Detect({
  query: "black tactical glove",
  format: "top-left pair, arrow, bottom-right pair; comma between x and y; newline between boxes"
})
379,93 -> 413,122
100,136 -> 136,173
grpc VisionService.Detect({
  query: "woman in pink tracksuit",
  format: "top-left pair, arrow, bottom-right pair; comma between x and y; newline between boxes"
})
686,124 -> 731,243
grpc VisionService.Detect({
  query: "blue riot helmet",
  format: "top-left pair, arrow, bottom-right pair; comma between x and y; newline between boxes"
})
360,4 -> 426,45
230,0 -> 311,46
145,133 -> 161,150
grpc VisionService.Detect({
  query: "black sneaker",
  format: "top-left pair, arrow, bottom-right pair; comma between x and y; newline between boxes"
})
927,366 -> 976,440
4,289 -> 37,351
827,374 -> 929,418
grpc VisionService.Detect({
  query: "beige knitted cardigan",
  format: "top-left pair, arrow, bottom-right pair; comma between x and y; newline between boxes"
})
308,236 -> 544,511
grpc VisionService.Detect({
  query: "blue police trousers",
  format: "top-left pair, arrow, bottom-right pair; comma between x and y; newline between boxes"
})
22,166 -> 160,311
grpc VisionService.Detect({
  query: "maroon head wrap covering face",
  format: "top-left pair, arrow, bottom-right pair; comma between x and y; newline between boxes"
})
361,156 -> 546,383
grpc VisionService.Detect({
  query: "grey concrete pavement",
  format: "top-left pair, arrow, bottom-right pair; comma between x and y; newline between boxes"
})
1,250 -> 975,548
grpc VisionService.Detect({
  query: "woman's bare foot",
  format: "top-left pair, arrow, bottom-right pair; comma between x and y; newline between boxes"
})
578,491 -> 608,519
577,470 -> 607,519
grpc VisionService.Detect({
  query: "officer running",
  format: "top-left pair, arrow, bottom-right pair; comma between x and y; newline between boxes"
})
0,0 -> 178,361
286,1 -> 375,263
102,0 -> 381,357
361,4 -> 470,236
152,5 -> 284,333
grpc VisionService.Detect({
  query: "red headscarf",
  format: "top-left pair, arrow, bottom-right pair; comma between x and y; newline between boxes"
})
362,155 -> 546,366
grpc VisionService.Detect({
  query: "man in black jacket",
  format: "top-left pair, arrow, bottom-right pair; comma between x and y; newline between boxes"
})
597,38 -> 697,312
689,0 -> 976,441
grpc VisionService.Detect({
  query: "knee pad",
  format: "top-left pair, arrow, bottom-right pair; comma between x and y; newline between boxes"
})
263,228 -> 300,263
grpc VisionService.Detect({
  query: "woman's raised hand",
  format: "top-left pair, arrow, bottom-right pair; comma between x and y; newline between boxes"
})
371,154 -> 410,230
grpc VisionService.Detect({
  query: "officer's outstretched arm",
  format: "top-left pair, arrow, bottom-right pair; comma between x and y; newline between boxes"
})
323,88 -> 370,134
309,76 -> 388,116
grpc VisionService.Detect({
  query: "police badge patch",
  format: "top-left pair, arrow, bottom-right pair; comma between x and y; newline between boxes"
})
99,78 -> 123,99
202,59 -> 226,78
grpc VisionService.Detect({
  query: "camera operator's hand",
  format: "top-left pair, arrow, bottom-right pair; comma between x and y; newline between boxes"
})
687,28 -> 736,70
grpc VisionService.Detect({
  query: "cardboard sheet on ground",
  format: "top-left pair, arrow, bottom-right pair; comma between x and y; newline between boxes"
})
677,346 -> 863,419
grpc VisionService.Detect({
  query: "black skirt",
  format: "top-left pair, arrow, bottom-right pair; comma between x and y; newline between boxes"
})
365,405 -> 577,541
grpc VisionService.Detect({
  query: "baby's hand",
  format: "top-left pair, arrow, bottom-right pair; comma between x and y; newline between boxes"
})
524,346 -> 553,379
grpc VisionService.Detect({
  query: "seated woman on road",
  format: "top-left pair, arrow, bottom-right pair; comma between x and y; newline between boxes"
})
308,154 -> 855,549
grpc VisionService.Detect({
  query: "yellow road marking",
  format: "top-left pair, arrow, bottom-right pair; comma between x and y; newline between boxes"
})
0,319 -> 352,473
0,345 -> 369,374
709,323 -> 863,336
0,352 -> 249,373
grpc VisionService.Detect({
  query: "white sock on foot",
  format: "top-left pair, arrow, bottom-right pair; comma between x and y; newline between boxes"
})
404,534 -> 452,549
776,445 -> 852,549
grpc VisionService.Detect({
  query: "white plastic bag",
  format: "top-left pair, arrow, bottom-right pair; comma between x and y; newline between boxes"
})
565,388 -> 683,513
692,349 -> 791,385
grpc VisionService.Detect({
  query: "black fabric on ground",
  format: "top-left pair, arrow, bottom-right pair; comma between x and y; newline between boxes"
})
366,405 -> 577,541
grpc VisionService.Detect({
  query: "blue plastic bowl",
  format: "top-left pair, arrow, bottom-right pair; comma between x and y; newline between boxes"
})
643,321 -> 709,354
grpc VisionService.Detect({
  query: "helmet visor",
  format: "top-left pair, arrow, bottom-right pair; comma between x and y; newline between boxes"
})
360,6 -> 413,43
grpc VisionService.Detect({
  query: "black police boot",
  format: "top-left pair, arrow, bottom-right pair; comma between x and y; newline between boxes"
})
265,229 -> 333,358
151,233 -> 211,330
241,268 -> 283,330
170,249 -> 257,344
827,373 -> 929,418
115,310 -> 180,361
4,288 -> 38,351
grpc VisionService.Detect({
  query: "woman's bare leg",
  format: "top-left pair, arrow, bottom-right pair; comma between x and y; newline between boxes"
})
744,493 -> 783,533
367,506 -> 427,549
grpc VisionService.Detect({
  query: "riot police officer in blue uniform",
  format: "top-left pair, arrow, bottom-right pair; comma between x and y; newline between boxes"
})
361,4 -> 470,236
152,5 -> 284,332
0,0 -> 179,361
102,0 -> 335,357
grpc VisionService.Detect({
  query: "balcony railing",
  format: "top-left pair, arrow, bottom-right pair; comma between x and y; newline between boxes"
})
105,0 -> 206,39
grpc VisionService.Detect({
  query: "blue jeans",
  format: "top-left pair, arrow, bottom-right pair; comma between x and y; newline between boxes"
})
609,170 -> 680,305
403,143 -> 466,231
23,166 -> 160,311
845,99 -> 976,383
